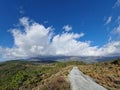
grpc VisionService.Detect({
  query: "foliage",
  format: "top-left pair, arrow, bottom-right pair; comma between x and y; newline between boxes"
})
0,60 -> 82,90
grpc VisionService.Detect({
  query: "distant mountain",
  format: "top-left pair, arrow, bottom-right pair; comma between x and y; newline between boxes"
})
28,56 -> 120,63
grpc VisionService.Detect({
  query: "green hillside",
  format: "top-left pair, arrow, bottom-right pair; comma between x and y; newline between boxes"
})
0,60 -> 84,90
0,59 -> 120,90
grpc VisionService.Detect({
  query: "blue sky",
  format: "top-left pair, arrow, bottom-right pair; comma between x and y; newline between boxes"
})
0,0 -> 120,60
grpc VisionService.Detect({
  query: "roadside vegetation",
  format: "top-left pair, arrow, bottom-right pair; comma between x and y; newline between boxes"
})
78,59 -> 120,90
0,60 -> 84,90
0,59 -> 120,90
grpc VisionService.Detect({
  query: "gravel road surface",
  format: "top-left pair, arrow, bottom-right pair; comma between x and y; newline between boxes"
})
68,67 -> 107,90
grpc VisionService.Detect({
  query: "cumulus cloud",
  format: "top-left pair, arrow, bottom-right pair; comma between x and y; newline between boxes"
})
51,32 -> 93,56
104,16 -> 112,25
5,17 -> 53,59
63,25 -> 72,32
98,41 -> 120,56
1,17 -> 120,60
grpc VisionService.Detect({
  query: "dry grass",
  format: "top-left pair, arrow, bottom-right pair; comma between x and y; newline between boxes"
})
33,60 -> 120,90
1,60 -> 120,90
32,66 -> 72,90
37,76 -> 70,90
77,61 -> 120,90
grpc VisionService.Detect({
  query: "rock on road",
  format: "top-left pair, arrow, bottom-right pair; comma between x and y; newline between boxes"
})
68,67 -> 107,90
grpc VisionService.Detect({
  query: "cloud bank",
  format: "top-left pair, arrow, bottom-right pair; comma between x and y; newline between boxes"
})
1,17 -> 120,60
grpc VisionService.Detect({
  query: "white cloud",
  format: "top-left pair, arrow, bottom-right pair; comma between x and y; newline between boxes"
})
111,16 -> 120,40
113,0 -> 120,8
115,25 -> 120,34
112,25 -> 120,34
104,16 -> 112,25
2,17 -> 53,59
108,36 -> 112,42
19,6 -> 25,15
51,32 -> 89,56
44,21 -> 48,24
98,41 -> 120,56
63,25 -> 72,32
116,16 -> 120,24
1,17 -> 120,60
112,25 -> 120,40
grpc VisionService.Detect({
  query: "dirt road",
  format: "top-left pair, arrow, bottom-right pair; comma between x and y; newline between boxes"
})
68,67 -> 107,90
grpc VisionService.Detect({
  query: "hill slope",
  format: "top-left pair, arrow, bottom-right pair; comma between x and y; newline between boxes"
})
0,60 -> 84,90
0,59 -> 120,90
78,59 -> 120,90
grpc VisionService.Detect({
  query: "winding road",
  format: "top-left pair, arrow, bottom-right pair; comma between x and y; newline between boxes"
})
68,67 -> 107,90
